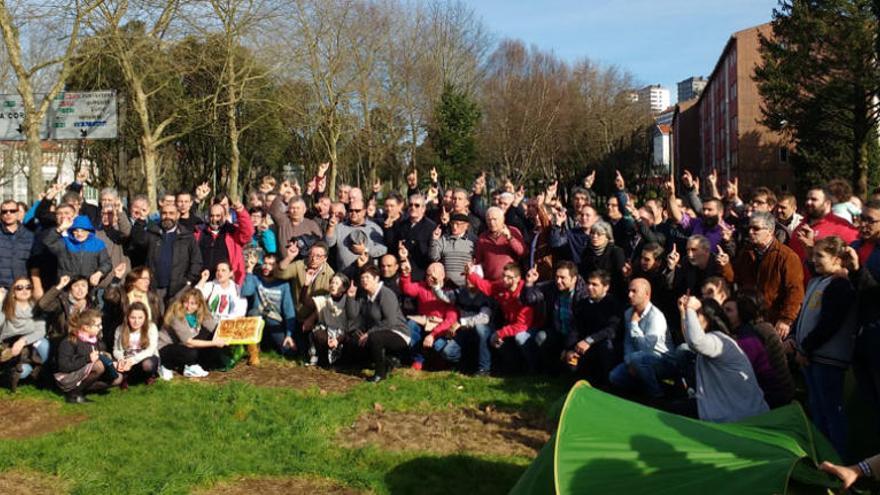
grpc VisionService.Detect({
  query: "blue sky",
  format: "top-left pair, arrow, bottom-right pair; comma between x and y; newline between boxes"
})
470,0 -> 779,102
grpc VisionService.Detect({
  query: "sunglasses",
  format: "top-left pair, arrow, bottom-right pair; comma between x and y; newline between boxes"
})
1,209 -> 17,215
349,209 -> 364,213
409,204 -> 424,209
13,284 -> 32,291
860,215 -> 880,225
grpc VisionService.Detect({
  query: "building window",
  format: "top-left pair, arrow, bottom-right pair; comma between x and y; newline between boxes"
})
730,84 -> 737,100
780,147 -> 789,163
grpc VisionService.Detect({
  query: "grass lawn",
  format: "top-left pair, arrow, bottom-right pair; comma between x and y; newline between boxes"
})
0,361 -> 568,495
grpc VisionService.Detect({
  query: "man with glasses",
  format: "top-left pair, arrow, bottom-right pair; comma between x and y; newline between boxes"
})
388,194 -> 437,281
733,211 -> 804,338
0,199 -> 34,290
843,200 -> 880,429
325,198 -> 387,271
740,187 -> 789,244
277,241 -> 335,360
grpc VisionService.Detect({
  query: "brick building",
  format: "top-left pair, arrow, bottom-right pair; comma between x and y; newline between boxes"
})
672,23 -> 793,192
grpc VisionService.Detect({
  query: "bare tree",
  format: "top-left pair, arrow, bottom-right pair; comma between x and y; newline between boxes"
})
92,0 -> 199,210
0,0 -> 104,200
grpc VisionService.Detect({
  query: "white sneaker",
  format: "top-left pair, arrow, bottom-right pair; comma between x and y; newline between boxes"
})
159,365 -> 174,381
183,364 -> 209,378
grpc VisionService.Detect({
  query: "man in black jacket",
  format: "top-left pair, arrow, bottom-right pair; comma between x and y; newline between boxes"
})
389,194 -> 437,281
565,269 -> 623,387
130,203 -> 203,302
521,260 -> 591,373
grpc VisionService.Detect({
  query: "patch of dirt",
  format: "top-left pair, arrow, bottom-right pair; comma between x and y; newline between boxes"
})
339,405 -> 553,458
0,469 -> 70,494
192,476 -> 366,495
0,398 -> 87,440
201,360 -> 361,394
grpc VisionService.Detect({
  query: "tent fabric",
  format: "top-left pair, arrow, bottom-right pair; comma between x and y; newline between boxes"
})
510,381 -> 842,495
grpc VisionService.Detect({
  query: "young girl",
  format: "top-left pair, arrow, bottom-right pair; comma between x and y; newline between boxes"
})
104,266 -> 164,346
197,262 -> 246,321
55,309 -> 122,403
792,235 -> 858,458
112,302 -> 160,386
679,295 -> 769,422
0,276 -> 49,391
158,288 -> 227,378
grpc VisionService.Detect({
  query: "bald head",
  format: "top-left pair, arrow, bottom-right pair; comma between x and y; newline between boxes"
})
426,262 -> 446,286
628,278 -> 652,310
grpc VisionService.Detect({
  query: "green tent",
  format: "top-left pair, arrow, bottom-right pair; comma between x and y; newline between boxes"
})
510,381 -> 843,495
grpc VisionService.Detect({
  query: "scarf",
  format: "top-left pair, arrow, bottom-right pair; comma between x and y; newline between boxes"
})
77,331 -> 97,344
590,243 -> 607,258
185,313 -> 199,329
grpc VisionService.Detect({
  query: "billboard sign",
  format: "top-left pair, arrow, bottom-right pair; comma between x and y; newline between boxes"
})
0,90 -> 118,141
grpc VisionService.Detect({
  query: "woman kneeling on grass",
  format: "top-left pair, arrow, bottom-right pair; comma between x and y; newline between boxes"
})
0,277 -> 49,392
678,295 -> 769,423
55,309 -> 123,403
112,302 -> 160,388
157,288 -> 228,379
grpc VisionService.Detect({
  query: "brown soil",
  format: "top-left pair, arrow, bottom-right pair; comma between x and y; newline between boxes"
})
339,404 -> 553,458
201,360 -> 361,394
192,476 -> 366,495
0,398 -> 87,440
0,469 -> 70,494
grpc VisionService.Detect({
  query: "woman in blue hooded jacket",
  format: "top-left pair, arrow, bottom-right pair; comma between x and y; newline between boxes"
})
44,215 -> 112,286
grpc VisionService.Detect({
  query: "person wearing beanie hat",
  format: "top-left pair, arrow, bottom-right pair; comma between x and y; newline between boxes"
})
429,213 -> 476,288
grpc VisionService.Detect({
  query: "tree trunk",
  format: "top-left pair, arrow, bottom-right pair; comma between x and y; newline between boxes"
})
227,94 -> 241,200
141,135 -> 159,212
24,118 -> 44,202
853,85 -> 870,198
328,137 -> 338,199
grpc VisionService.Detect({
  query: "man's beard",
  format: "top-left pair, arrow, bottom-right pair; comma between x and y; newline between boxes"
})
805,206 -> 824,220
161,219 -> 176,231
702,215 -> 719,228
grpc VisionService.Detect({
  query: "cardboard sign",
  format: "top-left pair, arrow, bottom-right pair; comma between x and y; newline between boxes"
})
215,316 -> 265,345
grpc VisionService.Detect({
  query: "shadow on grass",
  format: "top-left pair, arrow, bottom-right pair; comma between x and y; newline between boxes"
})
384,454 -> 526,495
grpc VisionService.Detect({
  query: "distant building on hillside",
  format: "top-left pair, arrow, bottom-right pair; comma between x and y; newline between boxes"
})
677,76 -> 708,102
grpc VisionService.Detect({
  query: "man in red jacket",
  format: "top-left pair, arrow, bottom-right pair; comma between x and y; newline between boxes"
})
399,260 -> 459,368
195,201 -> 254,285
466,261 -> 539,371
789,186 -> 857,283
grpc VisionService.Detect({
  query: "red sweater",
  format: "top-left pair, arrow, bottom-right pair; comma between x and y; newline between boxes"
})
467,272 -> 533,338
399,274 -> 459,337
789,213 -> 857,282
475,227 -> 526,281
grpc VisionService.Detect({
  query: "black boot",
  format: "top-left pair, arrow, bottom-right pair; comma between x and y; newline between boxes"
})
8,365 -> 21,393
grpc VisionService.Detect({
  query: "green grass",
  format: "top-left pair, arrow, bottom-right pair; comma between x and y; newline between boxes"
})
0,370 -> 568,495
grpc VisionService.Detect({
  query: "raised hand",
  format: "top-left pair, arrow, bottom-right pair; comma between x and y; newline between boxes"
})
429,167 -> 438,183
56,275 -> 71,290
57,217 -> 73,233
622,261 -> 632,278
432,226 -> 442,240
554,208 -> 567,227
291,181 -> 302,196
721,223 -> 733,242
726,177 -> 739,200
286,242 -> 300,260
347,281 -> 358,298
584,170 -> 596,189
715,245 -> 730,267
397,241 -> 409,261
681,170 -> 694,190
707,168 -> 717,187
614,169 -> 625,191
372,179 -> 382,194
667,243 -> 681,270
195,182 -> 211,202
525,267 -> 539,286
76,167 -> 90,184
246,252 -> 259,273
317,162 -> 330,177
199,269 -> 211,284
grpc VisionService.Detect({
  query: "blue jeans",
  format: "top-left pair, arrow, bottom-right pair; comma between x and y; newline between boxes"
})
264,325 -> 295,357
803,363 -> 848,459
609,350 -> 682,398
435,323 -> 493,372
406,320 -> 424,364
19,338 -> 49,380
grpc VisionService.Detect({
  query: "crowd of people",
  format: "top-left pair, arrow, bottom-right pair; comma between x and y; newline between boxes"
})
0,163 -> 879,468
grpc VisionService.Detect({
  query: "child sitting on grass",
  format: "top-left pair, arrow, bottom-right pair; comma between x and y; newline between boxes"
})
112,302 -> 160,388
55,309 -> 122,403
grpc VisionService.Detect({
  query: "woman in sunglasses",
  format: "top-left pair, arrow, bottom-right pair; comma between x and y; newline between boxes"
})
0,276 -> 49,391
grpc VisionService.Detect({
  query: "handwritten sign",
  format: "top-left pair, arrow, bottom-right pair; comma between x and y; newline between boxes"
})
215,316 -> 265,345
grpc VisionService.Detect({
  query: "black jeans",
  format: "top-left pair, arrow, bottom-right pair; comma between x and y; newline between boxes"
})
159,329 -> 223,371
368,330 -> 408,377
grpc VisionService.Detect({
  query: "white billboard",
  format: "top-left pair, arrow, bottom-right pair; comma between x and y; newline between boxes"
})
0,90 -> 118,141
